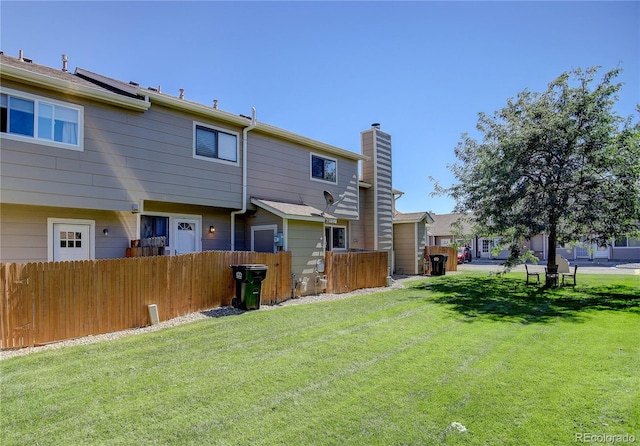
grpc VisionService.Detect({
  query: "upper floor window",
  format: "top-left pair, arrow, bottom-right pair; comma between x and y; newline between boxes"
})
1,88 -> 83,150
311,153 -> 337,183
194,122 -> 238,164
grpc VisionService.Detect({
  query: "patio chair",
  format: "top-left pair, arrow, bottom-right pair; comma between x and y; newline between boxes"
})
562,265 -> 578,286
525,264 -> 540,285
556,255 -> 570,274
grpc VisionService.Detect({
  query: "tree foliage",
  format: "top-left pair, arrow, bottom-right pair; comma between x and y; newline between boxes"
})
437,67 -> 640,272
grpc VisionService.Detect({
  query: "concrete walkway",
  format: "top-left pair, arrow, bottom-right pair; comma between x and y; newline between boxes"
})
458,259 -> 640,275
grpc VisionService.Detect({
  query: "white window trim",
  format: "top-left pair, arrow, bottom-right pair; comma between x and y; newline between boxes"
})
192,121 -> 240,166
47,218 -> 96,261
1,87 -> 84,151
326,224 -> 348,251
310,152 -> 338,184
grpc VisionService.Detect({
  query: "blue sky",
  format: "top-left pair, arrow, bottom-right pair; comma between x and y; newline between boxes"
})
2,1 -> 638,215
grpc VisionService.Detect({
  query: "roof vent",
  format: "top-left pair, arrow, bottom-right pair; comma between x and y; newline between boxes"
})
17,50 -> 32,63
129,81 -> 139,86
61,54 -> 68,72
371,123 -> 381,129
213,99 -> 218,109
179,88 -> 184,99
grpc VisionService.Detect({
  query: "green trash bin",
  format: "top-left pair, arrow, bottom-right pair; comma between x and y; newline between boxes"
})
429,255 -> 448,276
231,264 -> 268,310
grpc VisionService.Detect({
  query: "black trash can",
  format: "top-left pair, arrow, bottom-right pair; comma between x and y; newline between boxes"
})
429,255 -> 448,276
230,264 -> 268,310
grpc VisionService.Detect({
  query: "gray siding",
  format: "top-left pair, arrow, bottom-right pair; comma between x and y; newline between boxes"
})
1,80 -> 244,212
143,201 -> 233,252
0,203 -> 135,262
611,247 -> 640,260
394,221 -> 428,275
361,128 -> 394,256
393,223 -> 416,274
246,133 -> 360,220
288,220 -> 325,295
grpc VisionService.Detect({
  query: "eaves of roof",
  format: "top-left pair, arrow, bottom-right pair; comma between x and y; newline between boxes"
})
394,211 -> 435,224
251,198 -> 336,223
139,89 -> 369,163
0,56 -> 150,112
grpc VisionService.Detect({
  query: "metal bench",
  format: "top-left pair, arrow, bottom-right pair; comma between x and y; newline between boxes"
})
525,264 -> 540,285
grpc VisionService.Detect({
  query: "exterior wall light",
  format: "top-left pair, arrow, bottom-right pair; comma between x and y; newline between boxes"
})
209,225 -> 216,233
103,228 -> 109,236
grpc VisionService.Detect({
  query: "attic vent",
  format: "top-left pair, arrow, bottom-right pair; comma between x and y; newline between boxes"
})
129,81 -> 139,86
371,123 -> 381,129
147,87 -> 158,92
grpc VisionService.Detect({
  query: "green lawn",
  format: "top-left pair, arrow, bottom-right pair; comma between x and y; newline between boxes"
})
1,272 -> 639,445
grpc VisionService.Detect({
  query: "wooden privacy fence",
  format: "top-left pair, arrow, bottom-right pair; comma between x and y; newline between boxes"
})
324,251 -> 388,294
424,246 -> 458,273
1,251 -> 291,349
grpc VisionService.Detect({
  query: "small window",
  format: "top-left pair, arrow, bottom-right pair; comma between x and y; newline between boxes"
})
325,225 -> 346,251
1,89 -> 83,150
311,154 -> 337,183
194,123 -> 238,163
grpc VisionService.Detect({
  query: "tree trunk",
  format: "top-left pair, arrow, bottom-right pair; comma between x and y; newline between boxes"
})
546,221 -> 558,287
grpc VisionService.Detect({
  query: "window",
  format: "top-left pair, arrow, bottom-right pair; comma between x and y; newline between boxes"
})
1,89 -> 82,150
60,231 -> 82,248
311,154 -> 337,183
141,215 -> 169,246
325,225 -> 346,251
194,123 -> 238,164
614,236 -> 640,248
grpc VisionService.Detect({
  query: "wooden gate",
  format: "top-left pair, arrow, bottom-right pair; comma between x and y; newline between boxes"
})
324,251 -> 388,294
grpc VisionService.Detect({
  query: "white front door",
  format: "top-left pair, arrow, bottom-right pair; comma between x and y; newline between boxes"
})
593,244 -> 610,259
53,223 -> 90,261
175,219 -> 199,255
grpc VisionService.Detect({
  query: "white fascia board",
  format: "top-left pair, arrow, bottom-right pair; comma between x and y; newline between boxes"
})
140,89 -> 254,127
255,122 -> 370,162
250,198 -> 328,223
0,64 -> 150,111
140,89 -> 369,163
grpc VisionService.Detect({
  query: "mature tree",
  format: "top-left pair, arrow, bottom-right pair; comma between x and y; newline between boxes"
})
438,67 -> 640,284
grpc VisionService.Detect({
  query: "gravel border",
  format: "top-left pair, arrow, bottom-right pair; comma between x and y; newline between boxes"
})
0,275 -> 423,361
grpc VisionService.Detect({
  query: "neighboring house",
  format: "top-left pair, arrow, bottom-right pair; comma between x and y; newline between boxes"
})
393,211 -> 434,275
2,51 -> 417,294
427,213 -> 481,257
428,212 -> 639,262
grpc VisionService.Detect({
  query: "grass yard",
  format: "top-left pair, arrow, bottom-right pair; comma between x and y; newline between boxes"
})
1,272 -> 639,445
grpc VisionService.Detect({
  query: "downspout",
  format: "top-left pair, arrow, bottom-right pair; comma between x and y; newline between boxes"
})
230,107 -> 257,251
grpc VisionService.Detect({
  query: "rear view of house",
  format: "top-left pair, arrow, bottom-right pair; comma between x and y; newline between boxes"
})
0,51 -> 387,294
